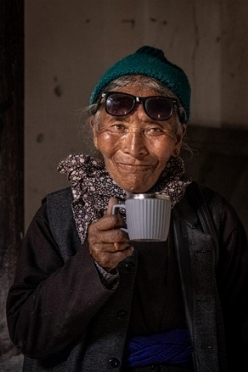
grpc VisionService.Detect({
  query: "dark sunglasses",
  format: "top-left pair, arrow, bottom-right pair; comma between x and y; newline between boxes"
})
100,91 -> 179,121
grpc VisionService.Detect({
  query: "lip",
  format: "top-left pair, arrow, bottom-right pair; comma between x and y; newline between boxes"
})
116,162 -> 154,171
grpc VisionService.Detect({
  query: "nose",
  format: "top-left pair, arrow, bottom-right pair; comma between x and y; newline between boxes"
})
122,107 -> 150,157
122,129 -> 148,157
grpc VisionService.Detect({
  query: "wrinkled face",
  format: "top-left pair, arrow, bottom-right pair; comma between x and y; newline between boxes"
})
91,84 -> 186,193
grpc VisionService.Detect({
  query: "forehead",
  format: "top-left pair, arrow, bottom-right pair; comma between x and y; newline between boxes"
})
113,84 -> 160,97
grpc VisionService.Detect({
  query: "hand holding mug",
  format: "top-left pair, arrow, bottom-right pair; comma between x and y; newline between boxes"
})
87,197 -> 133,272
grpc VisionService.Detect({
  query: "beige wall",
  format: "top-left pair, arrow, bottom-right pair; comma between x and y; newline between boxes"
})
25,0 -> 248,227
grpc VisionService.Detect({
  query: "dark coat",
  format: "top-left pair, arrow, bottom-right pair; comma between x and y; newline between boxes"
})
6,183 -> 248,371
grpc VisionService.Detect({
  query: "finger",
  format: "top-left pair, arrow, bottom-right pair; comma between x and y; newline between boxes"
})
107,197 -> 121,215
95,245 -> 134,272
114,242 -> 129,251
113,242 -> 121,251
89,214 -> 124,235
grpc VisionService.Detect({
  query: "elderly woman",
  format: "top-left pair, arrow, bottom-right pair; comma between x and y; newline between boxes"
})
7,46 -> 248,372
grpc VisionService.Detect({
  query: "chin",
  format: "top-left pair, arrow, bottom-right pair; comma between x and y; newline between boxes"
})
119,182 -> 154,194
112,173 -> 159,193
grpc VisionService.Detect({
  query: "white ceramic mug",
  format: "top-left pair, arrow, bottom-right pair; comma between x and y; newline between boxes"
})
112,193 -> 171,241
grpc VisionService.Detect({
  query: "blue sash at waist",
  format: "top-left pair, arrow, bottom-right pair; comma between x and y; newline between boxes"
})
124,328 -> 193,367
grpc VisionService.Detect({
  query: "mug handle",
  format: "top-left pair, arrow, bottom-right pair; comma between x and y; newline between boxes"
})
112,204 -> 128,233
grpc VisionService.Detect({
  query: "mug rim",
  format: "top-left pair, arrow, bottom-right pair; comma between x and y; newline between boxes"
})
125,193 -> 170,201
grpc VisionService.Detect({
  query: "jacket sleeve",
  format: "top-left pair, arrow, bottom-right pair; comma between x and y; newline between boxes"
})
216,199 -> 248,371
6,201 -> 116,359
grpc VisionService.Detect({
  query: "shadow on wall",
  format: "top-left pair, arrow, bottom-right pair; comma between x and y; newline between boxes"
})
184,125 -> 248,235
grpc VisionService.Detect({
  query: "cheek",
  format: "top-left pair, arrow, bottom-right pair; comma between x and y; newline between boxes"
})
151,139 -> 176,163
94,132 -> 117,157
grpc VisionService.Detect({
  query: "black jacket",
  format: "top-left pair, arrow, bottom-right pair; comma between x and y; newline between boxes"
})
6,183 -> 248,371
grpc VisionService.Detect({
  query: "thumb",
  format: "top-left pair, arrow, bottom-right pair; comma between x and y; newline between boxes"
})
106,197 -> 119,215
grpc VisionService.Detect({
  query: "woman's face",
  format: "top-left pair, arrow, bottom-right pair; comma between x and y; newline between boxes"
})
91,84 -> 186,193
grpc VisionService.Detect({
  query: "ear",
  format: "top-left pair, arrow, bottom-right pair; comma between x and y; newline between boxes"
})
174,124 -> 187,153
90,118 -> 99,150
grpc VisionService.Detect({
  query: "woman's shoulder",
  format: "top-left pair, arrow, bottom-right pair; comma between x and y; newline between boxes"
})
43,186 -> 73,203
185,181 -> 232,215
44,186 -> 74,223
186,181 -> 246,238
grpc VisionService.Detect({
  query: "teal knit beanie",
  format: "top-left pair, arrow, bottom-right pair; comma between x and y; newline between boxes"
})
90,46 -> 191,123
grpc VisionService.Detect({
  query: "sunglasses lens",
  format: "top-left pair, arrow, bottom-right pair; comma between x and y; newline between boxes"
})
145,97 -> 173,120
105,93 -> 134,116
104,93 -> 175,121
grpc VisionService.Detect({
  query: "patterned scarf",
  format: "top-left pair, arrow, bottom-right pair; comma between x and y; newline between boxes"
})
58,154 -> 191,244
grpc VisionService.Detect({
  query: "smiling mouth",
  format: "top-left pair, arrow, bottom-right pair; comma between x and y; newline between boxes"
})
117,162 -> 153,171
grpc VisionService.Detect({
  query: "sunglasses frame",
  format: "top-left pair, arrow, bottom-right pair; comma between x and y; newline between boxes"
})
100,91 -> 179,121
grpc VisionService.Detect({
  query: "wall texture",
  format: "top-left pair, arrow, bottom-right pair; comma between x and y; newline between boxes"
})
25,0 -> 248,227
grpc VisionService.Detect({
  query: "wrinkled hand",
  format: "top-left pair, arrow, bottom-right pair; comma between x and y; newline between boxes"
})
88,197 -> 133,272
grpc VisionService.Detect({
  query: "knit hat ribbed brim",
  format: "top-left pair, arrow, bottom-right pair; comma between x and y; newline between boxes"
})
90,46 -> 191,123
